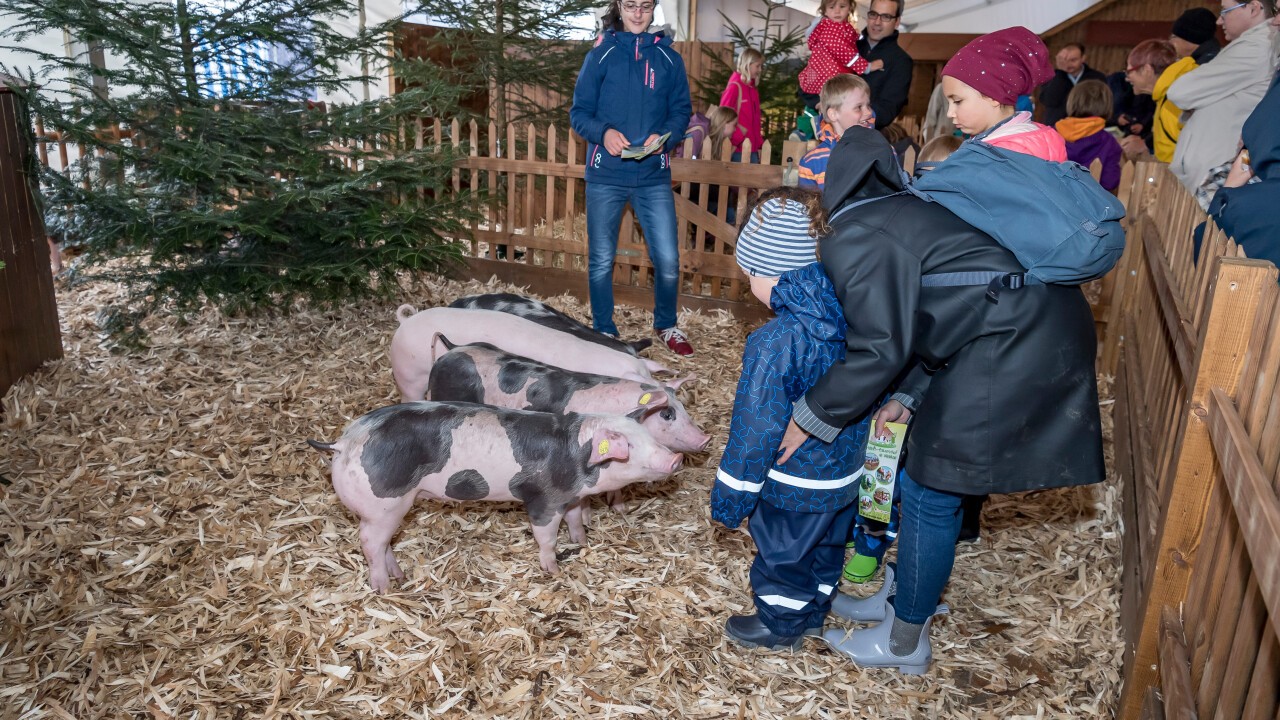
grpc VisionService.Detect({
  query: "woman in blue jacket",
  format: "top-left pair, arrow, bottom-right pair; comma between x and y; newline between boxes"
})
570,0 -> 695,356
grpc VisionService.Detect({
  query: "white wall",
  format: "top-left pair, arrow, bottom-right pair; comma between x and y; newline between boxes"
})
315,0 -> 401,104
0,26 -> 72,92
903,0 -> 1107,34
695,4 -> 815,46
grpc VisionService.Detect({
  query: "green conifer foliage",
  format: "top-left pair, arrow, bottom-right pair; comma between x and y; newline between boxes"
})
0,0 -> 477,344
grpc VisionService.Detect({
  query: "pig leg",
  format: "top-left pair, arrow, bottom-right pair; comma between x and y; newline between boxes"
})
565,501 -> 587,545
359,520 -> 403,594
605,490 -> 627,514
392,365 -> 429,403
530,510 -> 567,574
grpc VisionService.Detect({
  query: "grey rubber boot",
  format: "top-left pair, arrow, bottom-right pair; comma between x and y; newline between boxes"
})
829,563 -> 896,623
821,601 -> 949,675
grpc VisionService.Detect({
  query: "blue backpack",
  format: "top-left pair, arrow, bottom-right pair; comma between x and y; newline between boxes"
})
904,126 -> 1126,296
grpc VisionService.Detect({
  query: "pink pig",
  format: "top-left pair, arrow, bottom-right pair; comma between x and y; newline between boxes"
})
310,402 -> 684,593
390,306 -> 670,402
426,337 -> 711,453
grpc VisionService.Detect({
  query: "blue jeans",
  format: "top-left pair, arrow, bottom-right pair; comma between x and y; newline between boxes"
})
585,182 -> 680,334
893,468 -> 966,624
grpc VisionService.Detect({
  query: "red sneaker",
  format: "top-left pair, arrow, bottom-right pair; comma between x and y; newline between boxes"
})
656,327 -> 694,357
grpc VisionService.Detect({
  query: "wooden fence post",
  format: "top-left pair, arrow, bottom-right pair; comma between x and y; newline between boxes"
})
1118,256 -> 1279,718
0,84 -> 63,401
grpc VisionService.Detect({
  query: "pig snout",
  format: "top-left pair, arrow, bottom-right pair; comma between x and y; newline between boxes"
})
666,453 -> 684,474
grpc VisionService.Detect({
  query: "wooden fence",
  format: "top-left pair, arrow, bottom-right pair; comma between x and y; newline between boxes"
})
1104,161 -> 1280,719
0,86 -> 62,401
425,117 -> 782,322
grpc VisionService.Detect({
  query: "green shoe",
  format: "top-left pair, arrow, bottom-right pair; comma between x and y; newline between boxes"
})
842,553 -> 879,584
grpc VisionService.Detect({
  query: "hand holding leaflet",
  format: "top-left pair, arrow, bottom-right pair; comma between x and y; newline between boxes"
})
621,132 -> 671,160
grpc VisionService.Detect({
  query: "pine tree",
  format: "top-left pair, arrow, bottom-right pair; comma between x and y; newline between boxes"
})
415,0 -> 598,129
0,0 -> 476,344
693,0 -> 805,151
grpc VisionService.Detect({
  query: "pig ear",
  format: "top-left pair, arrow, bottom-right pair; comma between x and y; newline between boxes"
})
626,389 -> 669,421
588,429 -> 630,466
665,373 -> 698,390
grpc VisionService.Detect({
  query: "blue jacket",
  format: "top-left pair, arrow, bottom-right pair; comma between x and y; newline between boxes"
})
711,263 -> 871,529
570,28 -> 692,187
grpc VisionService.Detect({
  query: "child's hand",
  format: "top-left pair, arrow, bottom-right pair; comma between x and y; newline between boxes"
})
868,59 -> 885,73
874,399 -> 912,427
776,418 -> 811,465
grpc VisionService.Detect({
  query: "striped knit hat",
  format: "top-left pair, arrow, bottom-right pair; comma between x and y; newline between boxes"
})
735,198 -> 818,277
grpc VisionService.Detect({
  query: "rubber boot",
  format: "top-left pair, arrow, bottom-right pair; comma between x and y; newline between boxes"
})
822,602 -> 949,675
830,563 -> 895,622
842,553 -> 880,583
724,614 -> 821,652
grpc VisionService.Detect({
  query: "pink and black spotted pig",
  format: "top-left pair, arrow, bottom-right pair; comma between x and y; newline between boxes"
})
426,336 -> 710,454
309,402 -> 684,593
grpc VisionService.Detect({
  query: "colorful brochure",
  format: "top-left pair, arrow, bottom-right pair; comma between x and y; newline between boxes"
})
857,419 -> 908,523
621,132 -> 671,160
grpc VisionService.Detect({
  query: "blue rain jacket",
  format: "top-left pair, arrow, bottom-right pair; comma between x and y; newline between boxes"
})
712,263 -> 871,529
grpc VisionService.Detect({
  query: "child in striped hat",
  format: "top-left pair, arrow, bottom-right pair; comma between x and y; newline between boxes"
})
713,187 -> 877,651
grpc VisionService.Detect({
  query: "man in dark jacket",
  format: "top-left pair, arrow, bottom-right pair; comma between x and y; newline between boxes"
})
776,128 -> 1105,673
1038,43 -> 1107,126
858,0 -> 913,128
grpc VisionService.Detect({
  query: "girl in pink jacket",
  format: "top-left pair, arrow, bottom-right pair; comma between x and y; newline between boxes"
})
719,48 -> 765,161
797,0 -> 883,110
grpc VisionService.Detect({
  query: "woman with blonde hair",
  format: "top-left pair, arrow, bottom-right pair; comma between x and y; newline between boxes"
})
719,48 -> 765,162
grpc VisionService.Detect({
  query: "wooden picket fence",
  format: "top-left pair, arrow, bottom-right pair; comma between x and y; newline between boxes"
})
424,117 -> 782,322
1104,161 -> 1280,719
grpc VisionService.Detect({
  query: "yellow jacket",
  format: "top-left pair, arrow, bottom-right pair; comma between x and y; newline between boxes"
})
1152,57 -> 1195,163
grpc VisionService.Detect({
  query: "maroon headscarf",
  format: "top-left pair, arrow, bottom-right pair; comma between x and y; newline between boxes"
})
942,26 -> 1054,105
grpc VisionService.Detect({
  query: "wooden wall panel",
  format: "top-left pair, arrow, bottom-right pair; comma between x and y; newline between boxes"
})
1045,0 -> 1219,75
0,86 -> 62,401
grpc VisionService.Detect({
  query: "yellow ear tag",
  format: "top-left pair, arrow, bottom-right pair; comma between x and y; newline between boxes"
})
638,392 -> 652,405
598,439 -> 610,455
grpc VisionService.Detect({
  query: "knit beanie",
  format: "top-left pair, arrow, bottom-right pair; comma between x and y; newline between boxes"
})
942,26 -> 1054,106
1171,8 -> 1218,45
734,198 -> 818,277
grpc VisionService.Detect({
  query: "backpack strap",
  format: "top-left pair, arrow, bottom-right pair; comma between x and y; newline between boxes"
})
828,189 -> 911,224
922,271 -> 1029,303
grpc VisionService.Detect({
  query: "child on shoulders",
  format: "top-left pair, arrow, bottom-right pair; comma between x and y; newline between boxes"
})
798,74 -> 874,189
798,0 -> 883,111
1055,79 -> 1123,192
713,186 -> 873,651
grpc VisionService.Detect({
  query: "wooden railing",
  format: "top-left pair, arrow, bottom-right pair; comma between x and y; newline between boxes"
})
1105,161 -> 1280,719
425,118 -> 782,321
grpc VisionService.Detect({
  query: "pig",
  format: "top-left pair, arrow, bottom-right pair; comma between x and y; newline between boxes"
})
390,306 -> 670,402
448,293 -> 652,356
309,401 -> 684,593
425,337 -> 711,454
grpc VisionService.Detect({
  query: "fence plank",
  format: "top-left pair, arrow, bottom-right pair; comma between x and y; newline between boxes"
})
1207,386 -> 1280,640
1239,624 -> 1278,719
1120,258 -> 1280,719
1159,605 -> 1198,720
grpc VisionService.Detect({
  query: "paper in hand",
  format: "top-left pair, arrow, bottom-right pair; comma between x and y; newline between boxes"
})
621,132 -> 671,160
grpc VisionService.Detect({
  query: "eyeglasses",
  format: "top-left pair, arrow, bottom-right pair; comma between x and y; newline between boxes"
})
621,2 -> 655,13
1219,1 -> 1252,17
866,10 -> 900,21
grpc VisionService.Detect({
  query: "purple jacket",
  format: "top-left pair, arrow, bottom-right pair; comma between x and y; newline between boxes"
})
1064,130 -> 1122,192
